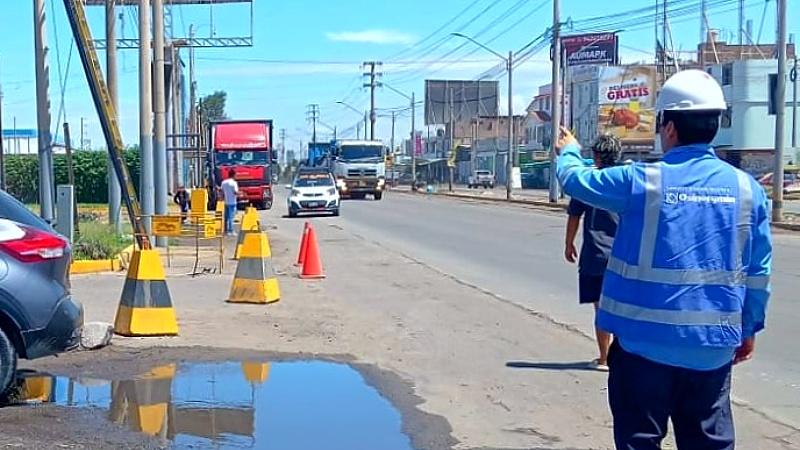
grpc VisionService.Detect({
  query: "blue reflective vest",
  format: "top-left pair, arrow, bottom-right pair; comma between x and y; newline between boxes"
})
558,144 -> 772,349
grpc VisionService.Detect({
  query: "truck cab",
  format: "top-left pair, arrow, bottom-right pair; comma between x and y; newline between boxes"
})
331,140 -> 387,200
208,120 -> 276,210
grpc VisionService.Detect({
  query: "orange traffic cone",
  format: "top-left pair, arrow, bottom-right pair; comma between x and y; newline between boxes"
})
295,222 -> 310,267
299,224 -> 325,279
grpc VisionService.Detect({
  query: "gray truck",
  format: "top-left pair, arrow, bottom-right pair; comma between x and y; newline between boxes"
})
468,170 -> 495,189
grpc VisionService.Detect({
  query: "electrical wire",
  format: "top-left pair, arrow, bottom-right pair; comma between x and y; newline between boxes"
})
383,0 -> 486,61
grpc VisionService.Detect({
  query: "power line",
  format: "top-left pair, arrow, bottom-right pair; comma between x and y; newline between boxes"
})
383,0 -> 486,61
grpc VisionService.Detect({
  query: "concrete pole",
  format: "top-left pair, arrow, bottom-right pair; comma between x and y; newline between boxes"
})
506,51 -> 514,200
773,0 -> 787,222
410,91 -> 416,191
106,0 -> 122,232
549,0 -> 562,203
188,25 -> 196,187
390,111 -> 395,152
152,0 -> 168,246
139,0 -> 154,235
33,0 -> 54,223
172,45 -> 182,191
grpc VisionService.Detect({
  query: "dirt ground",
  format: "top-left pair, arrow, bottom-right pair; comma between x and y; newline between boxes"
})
5,210 -> 800,450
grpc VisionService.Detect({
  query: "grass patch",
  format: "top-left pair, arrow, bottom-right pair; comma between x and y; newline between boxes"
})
73,222 -> 131,260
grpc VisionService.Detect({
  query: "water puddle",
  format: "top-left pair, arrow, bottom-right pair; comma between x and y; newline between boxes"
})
7,360 -> 414,450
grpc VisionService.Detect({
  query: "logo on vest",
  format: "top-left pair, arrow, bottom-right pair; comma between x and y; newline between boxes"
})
664,186 -> 736,205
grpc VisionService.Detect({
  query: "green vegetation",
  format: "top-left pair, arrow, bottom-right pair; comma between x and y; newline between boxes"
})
72,222 -> 131,260
199,90 -> 228,129
4,148 -> 141,204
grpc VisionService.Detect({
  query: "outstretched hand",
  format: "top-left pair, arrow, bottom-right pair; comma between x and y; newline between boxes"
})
555,126 -> 579,155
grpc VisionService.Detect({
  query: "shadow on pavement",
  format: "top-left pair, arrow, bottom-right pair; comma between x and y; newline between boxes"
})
505,361 -> 598,371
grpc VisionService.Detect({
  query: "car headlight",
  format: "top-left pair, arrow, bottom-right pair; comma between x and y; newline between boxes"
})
291,189 -> 300,197
327,188 -> 337,196
336,179 -> 346,188
377,178 -> 386,186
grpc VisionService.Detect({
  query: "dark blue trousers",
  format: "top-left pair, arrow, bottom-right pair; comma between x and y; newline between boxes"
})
608,340 -> 735,450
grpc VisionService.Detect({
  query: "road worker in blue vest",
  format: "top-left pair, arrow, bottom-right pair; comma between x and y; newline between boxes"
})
555,69 -> 772,450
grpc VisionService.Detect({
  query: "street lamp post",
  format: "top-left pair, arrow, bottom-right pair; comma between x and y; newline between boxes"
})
381,82 -> 417,191
336,101 -> 369,140
451,33 -> 514,200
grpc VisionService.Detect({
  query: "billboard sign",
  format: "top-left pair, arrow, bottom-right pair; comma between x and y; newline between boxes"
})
597,66 -> 657,144
424,79 -> 499,126
562,33 -> 618,67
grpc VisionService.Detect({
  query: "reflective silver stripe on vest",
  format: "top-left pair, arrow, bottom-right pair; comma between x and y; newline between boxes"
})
735,169 -> 753,273
638,163 -> 662,269
745,275 -> 770,290
600,295 -> 743,327
607,256 -> 745,285
605,163 -> 754,287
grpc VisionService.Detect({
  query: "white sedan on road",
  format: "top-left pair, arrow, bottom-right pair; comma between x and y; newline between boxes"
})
287,168 -> 341,218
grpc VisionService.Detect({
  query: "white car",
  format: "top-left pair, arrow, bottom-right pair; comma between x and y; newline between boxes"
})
287,168 -> 340,218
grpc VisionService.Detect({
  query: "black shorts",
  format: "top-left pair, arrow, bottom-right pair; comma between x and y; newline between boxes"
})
578,274 -> 604,304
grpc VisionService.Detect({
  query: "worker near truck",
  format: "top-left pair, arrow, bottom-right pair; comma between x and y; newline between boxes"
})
556,69 -> 772,449
220,169 -> 240,236
173,185 -> 190,222
563,134 -> 622,372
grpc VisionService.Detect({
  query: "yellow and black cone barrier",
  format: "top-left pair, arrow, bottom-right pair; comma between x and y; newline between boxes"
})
113,249 -> 179,336
233,208 -> 261,260
110,364 -> 175,437
228,231 -> 280,304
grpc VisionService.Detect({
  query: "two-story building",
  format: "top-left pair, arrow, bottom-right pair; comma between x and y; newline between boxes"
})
707,59 -> 799,175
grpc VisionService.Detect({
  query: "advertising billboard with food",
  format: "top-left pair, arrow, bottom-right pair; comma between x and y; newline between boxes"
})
597,66 -> 657,144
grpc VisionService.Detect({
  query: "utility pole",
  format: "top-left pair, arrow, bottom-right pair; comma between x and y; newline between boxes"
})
188,24 -> 196,178
364,111 -> 368,140
449,87 -> 454,191
306,104 -> 319,143
506,50 -> 515,200
791,36 -> 797,150
410,91 -> 416,191
363,61 -> 382,140
390,111 -> 396,152
279,128 -> 286,167
549,0 -> 562,203
63,123 -> 78,236
773,0 -> 787,222
34,0 -> 54,222
106,0 -> 121,231
153,0 -> 168,247
139,0 -> 154,235
171,44 -> 181,191
738,0 -> 745,46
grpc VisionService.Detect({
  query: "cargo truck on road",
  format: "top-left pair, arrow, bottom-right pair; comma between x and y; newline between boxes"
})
207,120 -> 277,210
330,140 -> 387,200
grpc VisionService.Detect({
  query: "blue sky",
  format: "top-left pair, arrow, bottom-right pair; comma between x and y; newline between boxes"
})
1,0 -> 797,153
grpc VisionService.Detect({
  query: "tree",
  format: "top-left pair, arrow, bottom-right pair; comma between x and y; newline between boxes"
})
199,91 -> 228,129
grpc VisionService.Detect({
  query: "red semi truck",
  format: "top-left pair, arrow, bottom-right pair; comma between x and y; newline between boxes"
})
207,120 -> 276,210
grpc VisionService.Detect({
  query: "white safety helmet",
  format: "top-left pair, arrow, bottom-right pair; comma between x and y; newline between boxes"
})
655,69 -> 726,112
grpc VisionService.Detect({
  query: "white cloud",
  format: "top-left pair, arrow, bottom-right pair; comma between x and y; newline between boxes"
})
326,29 -> 417,45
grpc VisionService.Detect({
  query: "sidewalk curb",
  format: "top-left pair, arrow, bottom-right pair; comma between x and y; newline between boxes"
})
773,221 -> 800,232
70,244 -> 135,275
397,189 -> 568,210
397,189 -> 800,232
70,258 -> 123,275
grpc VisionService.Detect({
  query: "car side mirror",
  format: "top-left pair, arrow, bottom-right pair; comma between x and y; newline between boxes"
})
285,184 -> 292,190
